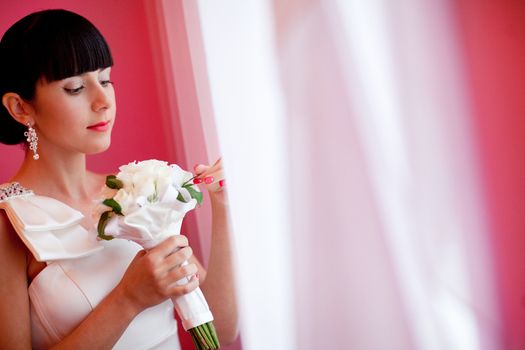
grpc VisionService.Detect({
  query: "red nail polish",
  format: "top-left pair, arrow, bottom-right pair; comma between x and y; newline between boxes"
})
219,179 -> 225,187
204,176 -> 214,184
193,177 -> 203,184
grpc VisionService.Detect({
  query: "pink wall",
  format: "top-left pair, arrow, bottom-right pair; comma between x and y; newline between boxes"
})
0,0 -> 171,180
455,1 -> 525,348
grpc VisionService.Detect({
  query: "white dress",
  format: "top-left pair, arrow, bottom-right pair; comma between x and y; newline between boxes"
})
0,183 -> 181,350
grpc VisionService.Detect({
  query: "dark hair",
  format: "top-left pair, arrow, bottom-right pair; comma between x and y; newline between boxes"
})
0,9 -> 113,145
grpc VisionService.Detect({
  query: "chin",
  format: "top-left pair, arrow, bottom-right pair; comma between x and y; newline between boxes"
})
86,139 -> 112,155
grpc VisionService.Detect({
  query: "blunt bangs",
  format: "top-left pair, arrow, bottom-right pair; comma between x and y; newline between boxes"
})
33,10 -> 113,82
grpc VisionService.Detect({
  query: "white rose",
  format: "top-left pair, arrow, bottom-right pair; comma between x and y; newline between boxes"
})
155,166 -> 174,199
115,159 -> 190,206
108,159 -> 198,214
117,161 -> 141,193
132,172 -> 156,200
133,160 -> 169,177
170,164 -> 194,186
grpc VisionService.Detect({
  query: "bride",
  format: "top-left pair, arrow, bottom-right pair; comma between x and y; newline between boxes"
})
0,9 -> 238,349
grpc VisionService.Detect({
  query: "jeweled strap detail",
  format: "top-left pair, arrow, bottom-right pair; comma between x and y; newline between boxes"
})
0,182 -> 33,202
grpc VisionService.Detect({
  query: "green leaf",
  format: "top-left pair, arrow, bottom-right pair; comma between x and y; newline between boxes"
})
184,185 -> 203,205
102,198 -> 122,215
176,192 -> 187,203
105,175 -> 123,189
97,211 -> 115,240
182,175 -> 197,187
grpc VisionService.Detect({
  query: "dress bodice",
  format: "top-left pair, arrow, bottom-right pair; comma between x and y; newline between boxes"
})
0,183 -> 181,350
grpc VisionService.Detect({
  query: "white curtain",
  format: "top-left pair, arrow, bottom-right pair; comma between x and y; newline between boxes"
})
193,0 -> 502,349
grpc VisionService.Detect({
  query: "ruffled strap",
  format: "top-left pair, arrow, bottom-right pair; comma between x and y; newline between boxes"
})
0,183 -> 103,262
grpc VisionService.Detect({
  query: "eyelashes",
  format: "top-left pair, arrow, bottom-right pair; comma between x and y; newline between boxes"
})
100,80 -> 114,87
63,80 -> 114,95
63,86 -> 84,95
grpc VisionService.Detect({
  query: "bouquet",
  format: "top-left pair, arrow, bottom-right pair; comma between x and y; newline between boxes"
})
96,159 -> 220,349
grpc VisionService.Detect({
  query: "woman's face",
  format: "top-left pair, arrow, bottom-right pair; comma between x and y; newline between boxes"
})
31,67 -> 116,156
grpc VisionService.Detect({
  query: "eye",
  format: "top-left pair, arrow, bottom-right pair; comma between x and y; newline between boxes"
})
100,80 -> 114,87
63,86 -> 84,95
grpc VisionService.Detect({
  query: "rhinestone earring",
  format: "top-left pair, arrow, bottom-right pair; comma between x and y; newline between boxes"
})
24,123 -> 39,160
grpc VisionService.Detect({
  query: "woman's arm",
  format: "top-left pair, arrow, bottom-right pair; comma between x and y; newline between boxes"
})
199,192 -> 239,344
0,212 -> 32,350
191,160 -> 239,344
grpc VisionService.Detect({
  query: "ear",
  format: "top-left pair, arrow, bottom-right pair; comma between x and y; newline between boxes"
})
2,92 -> 35,125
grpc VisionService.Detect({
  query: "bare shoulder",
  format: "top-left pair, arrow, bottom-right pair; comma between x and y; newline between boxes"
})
0,210 -> 32,349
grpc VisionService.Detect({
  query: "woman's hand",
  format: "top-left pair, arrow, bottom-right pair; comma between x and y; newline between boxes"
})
116,235 -> 199,314
193,158 -> 227,203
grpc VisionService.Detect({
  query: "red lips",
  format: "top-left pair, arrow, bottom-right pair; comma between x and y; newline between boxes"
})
87,120 -> 110,131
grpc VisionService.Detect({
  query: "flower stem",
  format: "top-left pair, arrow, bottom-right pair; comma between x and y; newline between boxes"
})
201,323 -> 214,348
189,322 -> 220,349
182,175 -> 198,187
208,323 -> 220,348
197,325 -> 212,349
190,331 -> 202,350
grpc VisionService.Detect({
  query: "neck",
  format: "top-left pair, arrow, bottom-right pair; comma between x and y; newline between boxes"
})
12,150 -> 95,200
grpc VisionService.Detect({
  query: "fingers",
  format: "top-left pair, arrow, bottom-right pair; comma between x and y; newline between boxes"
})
166,262 -> 198,283
194,158 -> 222,178
149,235 -> 188,258
194,164 -> 209,176
158,246 -> 193,274
193,158 -> 226,191
152,244 -> 199,295
194,170 -> 224,185
145,266 -> 199,301
146,236 -> 195,277
120,237 -> 199,310
194,158 -> 221,175
166,275 -> 200,296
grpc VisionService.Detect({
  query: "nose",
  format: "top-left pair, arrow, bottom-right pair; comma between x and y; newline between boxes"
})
92,84 -> 113,112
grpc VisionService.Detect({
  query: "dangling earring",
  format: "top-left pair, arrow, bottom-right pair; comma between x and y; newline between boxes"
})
24,123 -> 39,160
